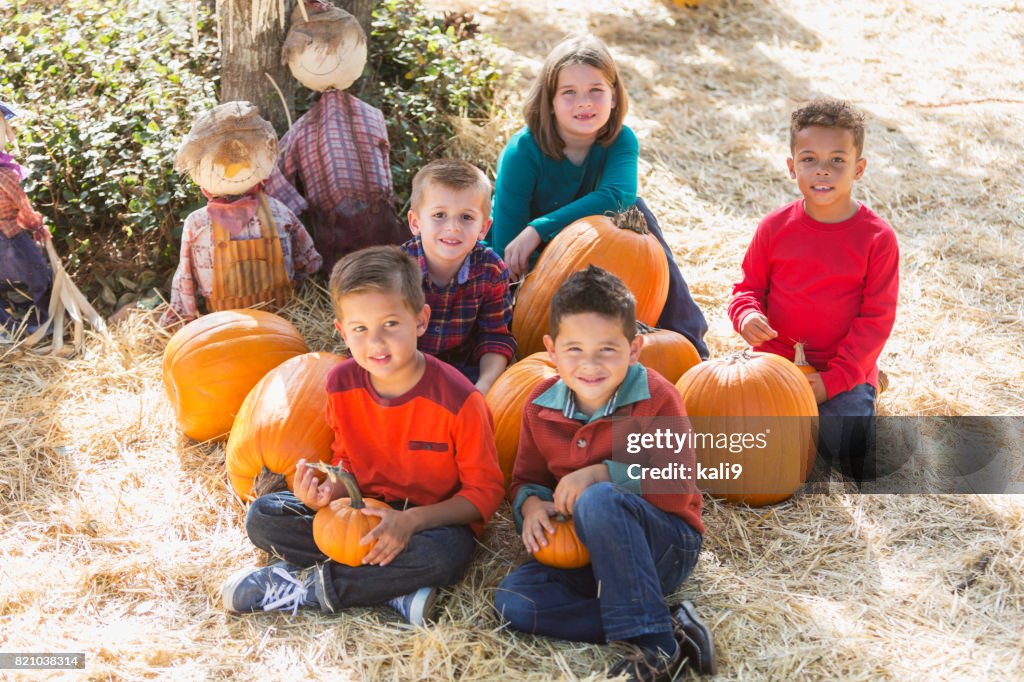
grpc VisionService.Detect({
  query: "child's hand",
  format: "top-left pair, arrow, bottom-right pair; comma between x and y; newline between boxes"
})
358,506 -> 416,566
521,496 -> 557,554
293,458 -> 334,511
806,373 -> 828,404
504,226 -> 542,280
739,312 -> 778,346
553,464 -> 609,516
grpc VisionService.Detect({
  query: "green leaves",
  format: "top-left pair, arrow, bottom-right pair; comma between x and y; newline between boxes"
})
0,0 -> 217,291
354,0 -> 501,207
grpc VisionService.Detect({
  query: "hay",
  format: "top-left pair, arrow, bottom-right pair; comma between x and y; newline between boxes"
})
2,0 -> 1023,679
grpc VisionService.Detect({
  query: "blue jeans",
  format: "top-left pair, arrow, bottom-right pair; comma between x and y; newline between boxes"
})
817,383 -> 877,480
0,231 -> 51,331
494,482 -> 702,643
636,198 -> 710,360
245,491 -> 476,613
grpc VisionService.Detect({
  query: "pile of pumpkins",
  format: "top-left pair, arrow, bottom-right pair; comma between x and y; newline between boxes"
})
162,308 -> 365,563
162,208 -> 817,570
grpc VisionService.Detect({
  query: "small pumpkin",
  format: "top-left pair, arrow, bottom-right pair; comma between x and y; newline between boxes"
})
311,464 -> 391,567
225,351 -> 345,500
533,513 -> 590,569
636,322 -> 702,384
162,309 -> 308,441
485,352 -> 559,488
512,206 -> 669,357
675,350 -> 818,507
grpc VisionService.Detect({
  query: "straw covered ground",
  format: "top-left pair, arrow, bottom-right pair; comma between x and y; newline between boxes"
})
2,0 -> 1023,679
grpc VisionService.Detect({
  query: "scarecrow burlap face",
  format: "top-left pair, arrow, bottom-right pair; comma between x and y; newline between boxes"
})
282,3 -> 367,93
175,101 -> 277,197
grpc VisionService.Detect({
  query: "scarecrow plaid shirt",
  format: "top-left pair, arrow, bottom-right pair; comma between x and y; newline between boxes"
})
401,236 -> 516,367
265,89 -> 392,218
0,168 -> 44,239
159,195 -> 321,326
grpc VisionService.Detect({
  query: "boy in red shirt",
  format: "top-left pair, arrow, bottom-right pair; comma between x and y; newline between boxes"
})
728,98 -> 899,478
495,266 -> 714,680
222,246 -> 504,625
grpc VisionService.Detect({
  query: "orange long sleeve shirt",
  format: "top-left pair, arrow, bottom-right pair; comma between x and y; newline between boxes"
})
324,354 -> 504,537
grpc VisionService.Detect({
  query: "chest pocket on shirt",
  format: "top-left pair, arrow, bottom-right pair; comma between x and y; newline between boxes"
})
408,441 -> 450,453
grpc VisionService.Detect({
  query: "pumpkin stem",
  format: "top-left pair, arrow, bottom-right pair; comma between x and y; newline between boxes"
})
552,513 -> 569,523
336,469 -> 366,509
304,461 -> 366,509
793,342 -> 810,367
636,321 -> 656,335
611,204 -> 650,235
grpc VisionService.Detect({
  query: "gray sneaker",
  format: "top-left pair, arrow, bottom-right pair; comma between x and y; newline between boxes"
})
385,586 -> 438,626
222,561 -> 318,616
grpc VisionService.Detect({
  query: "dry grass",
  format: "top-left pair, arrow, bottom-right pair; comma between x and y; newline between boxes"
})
2,0 -> 1023,679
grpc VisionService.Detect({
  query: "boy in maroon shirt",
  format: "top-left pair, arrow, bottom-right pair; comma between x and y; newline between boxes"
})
729,98 -> 899,478
495,266 -> 714,680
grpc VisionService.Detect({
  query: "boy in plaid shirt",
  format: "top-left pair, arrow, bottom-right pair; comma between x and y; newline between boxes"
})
400,160 -> 515,395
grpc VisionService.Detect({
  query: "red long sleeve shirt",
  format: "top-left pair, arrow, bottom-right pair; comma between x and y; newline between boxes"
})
324,354 -> 504,537
728,200 -> 899,398
510,368 -> 704,535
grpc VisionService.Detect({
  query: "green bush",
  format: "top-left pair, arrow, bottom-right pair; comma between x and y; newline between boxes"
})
356,1 -> 501,208
0,0 -> 500,308
0,1 -> 218,296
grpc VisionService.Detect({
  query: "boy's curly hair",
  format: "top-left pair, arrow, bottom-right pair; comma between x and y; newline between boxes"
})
790,98 -> 867,157
329,245 -> 425,320
549,265 -> 636,341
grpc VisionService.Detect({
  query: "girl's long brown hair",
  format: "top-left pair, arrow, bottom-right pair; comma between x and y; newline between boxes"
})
523,34 -> 628,160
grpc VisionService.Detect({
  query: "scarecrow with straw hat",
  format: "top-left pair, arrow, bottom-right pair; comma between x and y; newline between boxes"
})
160,101 -> 322,327
264,0 -> 409,270
0,101 -> 53,341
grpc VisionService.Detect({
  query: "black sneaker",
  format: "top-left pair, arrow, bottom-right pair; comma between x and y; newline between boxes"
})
221,561 -> 318,615
385,586 -> 438,626
607,641 -> 685,682
671,600 -> 717,676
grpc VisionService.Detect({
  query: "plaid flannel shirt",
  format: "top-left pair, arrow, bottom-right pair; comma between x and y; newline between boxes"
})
265,89 -> 392,217
401,236 -> 516,366
0,168 -> 43,239
159,195 -> 321,326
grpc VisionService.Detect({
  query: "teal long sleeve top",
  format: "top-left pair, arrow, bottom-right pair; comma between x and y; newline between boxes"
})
487,125 -> 639,261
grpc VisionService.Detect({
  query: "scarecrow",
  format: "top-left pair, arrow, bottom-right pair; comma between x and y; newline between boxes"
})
0,101 -> 52,340
265,1 -> 409,270
160,101 -> 322,327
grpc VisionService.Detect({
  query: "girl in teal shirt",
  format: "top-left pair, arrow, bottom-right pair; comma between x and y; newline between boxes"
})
489,34 -> 708,358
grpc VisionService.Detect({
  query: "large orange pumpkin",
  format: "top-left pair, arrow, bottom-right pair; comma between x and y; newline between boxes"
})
312,466 -> 390,567
512,206 -> 669,357
533,514 -> 590,569
485,352 -> 558,488
225,352 -> 345,500
636,322 -> 702,384
675,350 -> 818,507
163,309 -> 308,442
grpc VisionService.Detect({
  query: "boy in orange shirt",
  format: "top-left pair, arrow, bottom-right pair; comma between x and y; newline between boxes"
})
222,246 -> 504,625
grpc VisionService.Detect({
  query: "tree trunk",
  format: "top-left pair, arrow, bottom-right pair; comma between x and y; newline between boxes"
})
216,0 -> 295,134
336,0 -> 374,36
